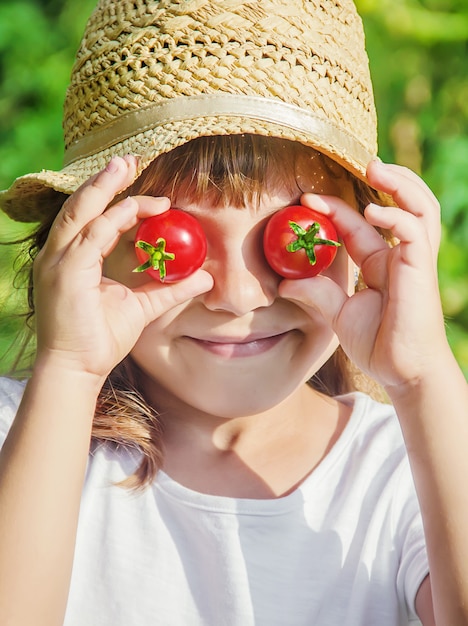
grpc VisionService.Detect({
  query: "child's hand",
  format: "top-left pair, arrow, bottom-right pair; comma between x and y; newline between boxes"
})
279,161 -> 449,391
32,156 -> 213,383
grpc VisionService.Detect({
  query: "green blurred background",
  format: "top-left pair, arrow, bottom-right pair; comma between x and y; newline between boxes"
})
0,0 -> 467,376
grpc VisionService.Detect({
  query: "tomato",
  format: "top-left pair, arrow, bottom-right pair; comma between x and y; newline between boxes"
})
134,209 -> 207,282
263,205 -> 340,279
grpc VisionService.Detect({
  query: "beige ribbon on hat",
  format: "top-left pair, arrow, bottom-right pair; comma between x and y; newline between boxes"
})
64,94 -> 373,169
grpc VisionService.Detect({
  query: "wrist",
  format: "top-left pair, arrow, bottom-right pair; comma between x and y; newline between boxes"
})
384,346 -> 467,413
31,350 -> 107,398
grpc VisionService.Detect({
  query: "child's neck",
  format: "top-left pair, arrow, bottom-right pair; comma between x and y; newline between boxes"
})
156,385 -> 351,499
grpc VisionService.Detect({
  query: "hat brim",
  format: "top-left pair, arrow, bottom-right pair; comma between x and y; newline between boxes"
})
0,99 -> 376,223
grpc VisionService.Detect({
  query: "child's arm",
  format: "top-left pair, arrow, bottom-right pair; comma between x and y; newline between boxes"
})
0,156 -> 213,626
281,161 -> 468,625
388,338 -> 468,625
365,162 -> 468,625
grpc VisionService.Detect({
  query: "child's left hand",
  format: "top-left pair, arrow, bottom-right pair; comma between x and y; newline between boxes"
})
280,160 -> 449,391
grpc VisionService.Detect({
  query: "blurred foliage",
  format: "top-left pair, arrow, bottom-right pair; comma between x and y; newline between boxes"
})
0,0 -> 96,372
0,0 -> 467,376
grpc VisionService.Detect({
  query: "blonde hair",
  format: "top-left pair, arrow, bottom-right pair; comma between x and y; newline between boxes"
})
16,135 -> 388,489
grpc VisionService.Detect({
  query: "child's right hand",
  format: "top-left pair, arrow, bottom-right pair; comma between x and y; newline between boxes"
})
32,155 -> 213,384
279,161 -> 447,393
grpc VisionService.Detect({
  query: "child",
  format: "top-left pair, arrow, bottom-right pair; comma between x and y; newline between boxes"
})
0,1 -> 467,625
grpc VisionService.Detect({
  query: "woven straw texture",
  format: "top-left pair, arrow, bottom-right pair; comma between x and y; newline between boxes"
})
1,0 -> 377,222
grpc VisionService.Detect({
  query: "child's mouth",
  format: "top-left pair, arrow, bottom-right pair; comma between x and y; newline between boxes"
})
185,331 -> 291,358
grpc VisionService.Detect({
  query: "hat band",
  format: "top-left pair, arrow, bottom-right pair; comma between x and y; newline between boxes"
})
64,94 -> 372,167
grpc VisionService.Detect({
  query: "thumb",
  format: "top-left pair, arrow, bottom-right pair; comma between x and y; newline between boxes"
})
135,269 -> 214,324
279,276 -> 348,328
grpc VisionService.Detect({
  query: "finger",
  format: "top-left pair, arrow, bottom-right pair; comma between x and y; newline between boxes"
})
134,269 -> 214,323
368,160 -> 439,207
62,196 -> 140,270
60,192 -> 171,270
365,203 -> 434,271
367,160 -> 441,250
279,275 -> 348,329
129,194 -> 172,219
279,275 -> 384,365
300,193 -> 389,270
45,156 -> 138,255
100,194 -> 171,258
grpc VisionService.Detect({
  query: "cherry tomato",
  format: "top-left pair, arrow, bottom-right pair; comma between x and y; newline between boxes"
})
134,209 -> 207,282
263,205 -> 340,279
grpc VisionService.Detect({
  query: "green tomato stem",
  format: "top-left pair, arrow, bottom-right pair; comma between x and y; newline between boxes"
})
286,221 -> 340,265
133,238 -> 175,281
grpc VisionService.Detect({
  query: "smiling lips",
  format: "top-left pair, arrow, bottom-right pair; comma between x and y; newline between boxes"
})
185,331 -> 291,358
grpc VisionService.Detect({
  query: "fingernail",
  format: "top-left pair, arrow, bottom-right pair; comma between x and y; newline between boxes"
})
367,157 -> 384,175
191,271 -> 214,294
106,157 -> 122,173
120,196 -> 135,210
124,154 -> 138,168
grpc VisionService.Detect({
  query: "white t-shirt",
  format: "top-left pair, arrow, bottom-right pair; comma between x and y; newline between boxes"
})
0,377 -> 428,626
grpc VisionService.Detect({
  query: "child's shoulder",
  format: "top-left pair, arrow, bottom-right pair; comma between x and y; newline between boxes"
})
335,391 -> 406,462
339,391 -> 398,431
302,392 -> 416,513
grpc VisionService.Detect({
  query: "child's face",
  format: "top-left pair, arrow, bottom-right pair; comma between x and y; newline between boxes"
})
104,153 -> 356,418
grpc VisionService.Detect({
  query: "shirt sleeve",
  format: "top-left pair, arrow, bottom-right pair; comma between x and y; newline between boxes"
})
392,456 -> 429,621
0,377 -> 26,448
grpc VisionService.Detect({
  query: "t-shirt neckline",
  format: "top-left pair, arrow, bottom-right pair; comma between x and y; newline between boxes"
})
155,392 -> 369,516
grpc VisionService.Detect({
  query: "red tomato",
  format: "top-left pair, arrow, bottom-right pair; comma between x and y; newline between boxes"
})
263,205 -> 340,279
134,209 -> 207,283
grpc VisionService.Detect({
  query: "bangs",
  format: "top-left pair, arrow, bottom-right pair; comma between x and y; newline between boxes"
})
129,134 -> 341,208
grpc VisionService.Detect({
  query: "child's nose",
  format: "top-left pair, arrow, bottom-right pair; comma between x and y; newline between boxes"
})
202,236 -> 280,316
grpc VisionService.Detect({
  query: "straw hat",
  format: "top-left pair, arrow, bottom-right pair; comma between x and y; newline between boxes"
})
0,0 -> 377,223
